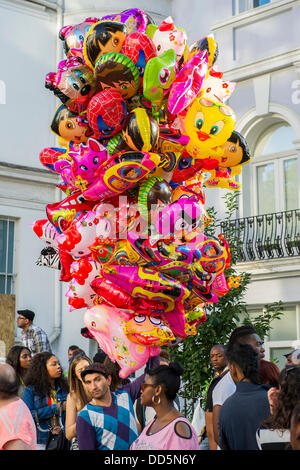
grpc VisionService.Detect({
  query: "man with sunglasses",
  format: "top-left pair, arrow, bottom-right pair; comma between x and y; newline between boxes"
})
16,309 -> 52,356
76,355 -> 160,450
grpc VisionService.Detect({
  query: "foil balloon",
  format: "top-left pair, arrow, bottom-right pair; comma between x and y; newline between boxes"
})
32,219 -> 60,249
146,16 -> 187,63
205,130 -> 251,190
56,210 -> 112,258
202,68 -> 236,104
59,17 -> 99,58
54,139 -> 109,192
82,151 -> 161,201
66,256 -> 101,310
187,35 -> 219,68
122,108 -> 159,152
122,32 -> 157,78
83,20 -> 128,70
168,51 -> 208,115
87,89 -> 127,139
124,314 -> 175,346
50,104 -> 94,146
46,191 -> 95,233
45,57 -> 97,114
94,52 -> 140,100
143,49 -> 177,117
182,97 -> 236,159
101,265 -> 190,313
100,8 -> 149,34
84,304 -> 161,378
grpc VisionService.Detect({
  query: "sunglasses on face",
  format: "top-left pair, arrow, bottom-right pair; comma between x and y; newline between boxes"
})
141,383 -> 156,392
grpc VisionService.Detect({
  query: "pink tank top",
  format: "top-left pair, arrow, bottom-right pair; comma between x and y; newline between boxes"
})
130,416 -> 200,451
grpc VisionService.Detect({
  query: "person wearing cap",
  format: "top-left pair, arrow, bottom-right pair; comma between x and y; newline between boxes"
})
17,309 -> 52,356
76,356 -> 160,450
284,349 -> 300,368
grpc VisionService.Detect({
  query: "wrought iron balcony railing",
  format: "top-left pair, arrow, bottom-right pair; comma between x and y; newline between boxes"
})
220,209 -> 300,262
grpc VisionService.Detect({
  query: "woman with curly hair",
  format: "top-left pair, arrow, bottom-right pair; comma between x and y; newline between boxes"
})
130,361 -> 199,450
23,351 -> 69,450
6,345 -> 31,398
256,366 -> 300,450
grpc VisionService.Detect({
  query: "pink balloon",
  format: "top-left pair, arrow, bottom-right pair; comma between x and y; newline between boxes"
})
168,51 -> 208,115
84,304 -> 161,378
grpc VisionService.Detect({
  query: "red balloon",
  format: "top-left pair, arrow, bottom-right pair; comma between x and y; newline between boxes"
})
87,89 -> 127,139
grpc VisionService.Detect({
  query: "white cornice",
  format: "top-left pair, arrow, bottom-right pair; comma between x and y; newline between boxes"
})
235,257 -> 300,281
222,49 -> 300,82
211,0 -> 300,32
0,163 -> 59,186
0,0 -> 56,19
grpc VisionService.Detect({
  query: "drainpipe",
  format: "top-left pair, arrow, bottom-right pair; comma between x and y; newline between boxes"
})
49,0 -> 65,346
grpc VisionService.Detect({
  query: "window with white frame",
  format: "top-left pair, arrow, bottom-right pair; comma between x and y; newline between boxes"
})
252,122 -> 299,215
0,219 -> 15,294
234,0 -> 271,14
239,305 -> 300,370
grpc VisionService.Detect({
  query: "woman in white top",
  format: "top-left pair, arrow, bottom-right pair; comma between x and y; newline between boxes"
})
256,366 -> 300,450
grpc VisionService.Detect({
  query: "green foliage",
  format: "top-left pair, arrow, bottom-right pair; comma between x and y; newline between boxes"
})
170,191 -> 284,419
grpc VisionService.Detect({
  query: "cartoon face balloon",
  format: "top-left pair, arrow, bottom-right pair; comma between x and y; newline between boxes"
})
55,139 -> 109,192
57,210 -> 112,258
124,314 -> 175,346
84,304 -> 161,378
143,49 -> 177,113
202,68 -> 236,103
94,52 -> 140,100
147,17 -> 187,62
87,89 -> 127,138
50,105 -> 93,145
83,20 -> 128,70
183,98 -> 236,157
59,17 -> 99,58
45,57 -> 97,114
122,32 -> 157,78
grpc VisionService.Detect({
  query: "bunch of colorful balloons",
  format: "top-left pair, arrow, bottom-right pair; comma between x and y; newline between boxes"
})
33,9 -> 250,378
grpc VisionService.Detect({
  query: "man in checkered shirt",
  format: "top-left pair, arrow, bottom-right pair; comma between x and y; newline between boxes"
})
77,358 -> 160,450
17,309 -> 52,355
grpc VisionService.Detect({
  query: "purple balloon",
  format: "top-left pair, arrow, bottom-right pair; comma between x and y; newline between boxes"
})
100,8 -> 149,33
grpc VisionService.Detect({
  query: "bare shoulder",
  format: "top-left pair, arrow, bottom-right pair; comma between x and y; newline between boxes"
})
174,420 -> 193,439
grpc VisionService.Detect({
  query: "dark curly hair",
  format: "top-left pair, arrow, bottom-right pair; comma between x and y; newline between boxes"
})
263,367 -> 300,431
147,361 -> 184,402
24,351 -> 68,399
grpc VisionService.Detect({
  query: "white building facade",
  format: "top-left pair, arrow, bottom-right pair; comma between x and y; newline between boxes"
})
0,0 -> 299,370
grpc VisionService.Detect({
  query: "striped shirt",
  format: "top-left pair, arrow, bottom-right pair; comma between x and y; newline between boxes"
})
0,398 -> 37,450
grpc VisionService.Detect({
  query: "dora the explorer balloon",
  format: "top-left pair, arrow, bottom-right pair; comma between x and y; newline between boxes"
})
83,20 -> 127,70
205,130 -> 251,190
50,104 -> 94,147
181,97 -> 236,160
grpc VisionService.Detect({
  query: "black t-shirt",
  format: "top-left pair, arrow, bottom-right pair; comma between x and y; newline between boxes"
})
205,369 -> 229,412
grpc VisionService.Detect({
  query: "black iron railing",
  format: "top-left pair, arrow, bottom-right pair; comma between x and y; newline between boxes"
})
220,209 -> 300,262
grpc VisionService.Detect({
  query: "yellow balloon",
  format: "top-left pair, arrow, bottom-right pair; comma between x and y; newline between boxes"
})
182,97 -> 236,158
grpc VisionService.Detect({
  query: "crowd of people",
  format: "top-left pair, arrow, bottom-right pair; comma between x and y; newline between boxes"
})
0,309 -> 299,451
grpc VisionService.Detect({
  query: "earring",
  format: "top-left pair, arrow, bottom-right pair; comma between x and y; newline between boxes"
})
152,395 -> 161,405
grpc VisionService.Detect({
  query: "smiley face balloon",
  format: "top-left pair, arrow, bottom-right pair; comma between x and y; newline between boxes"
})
182,97 -> 236,158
